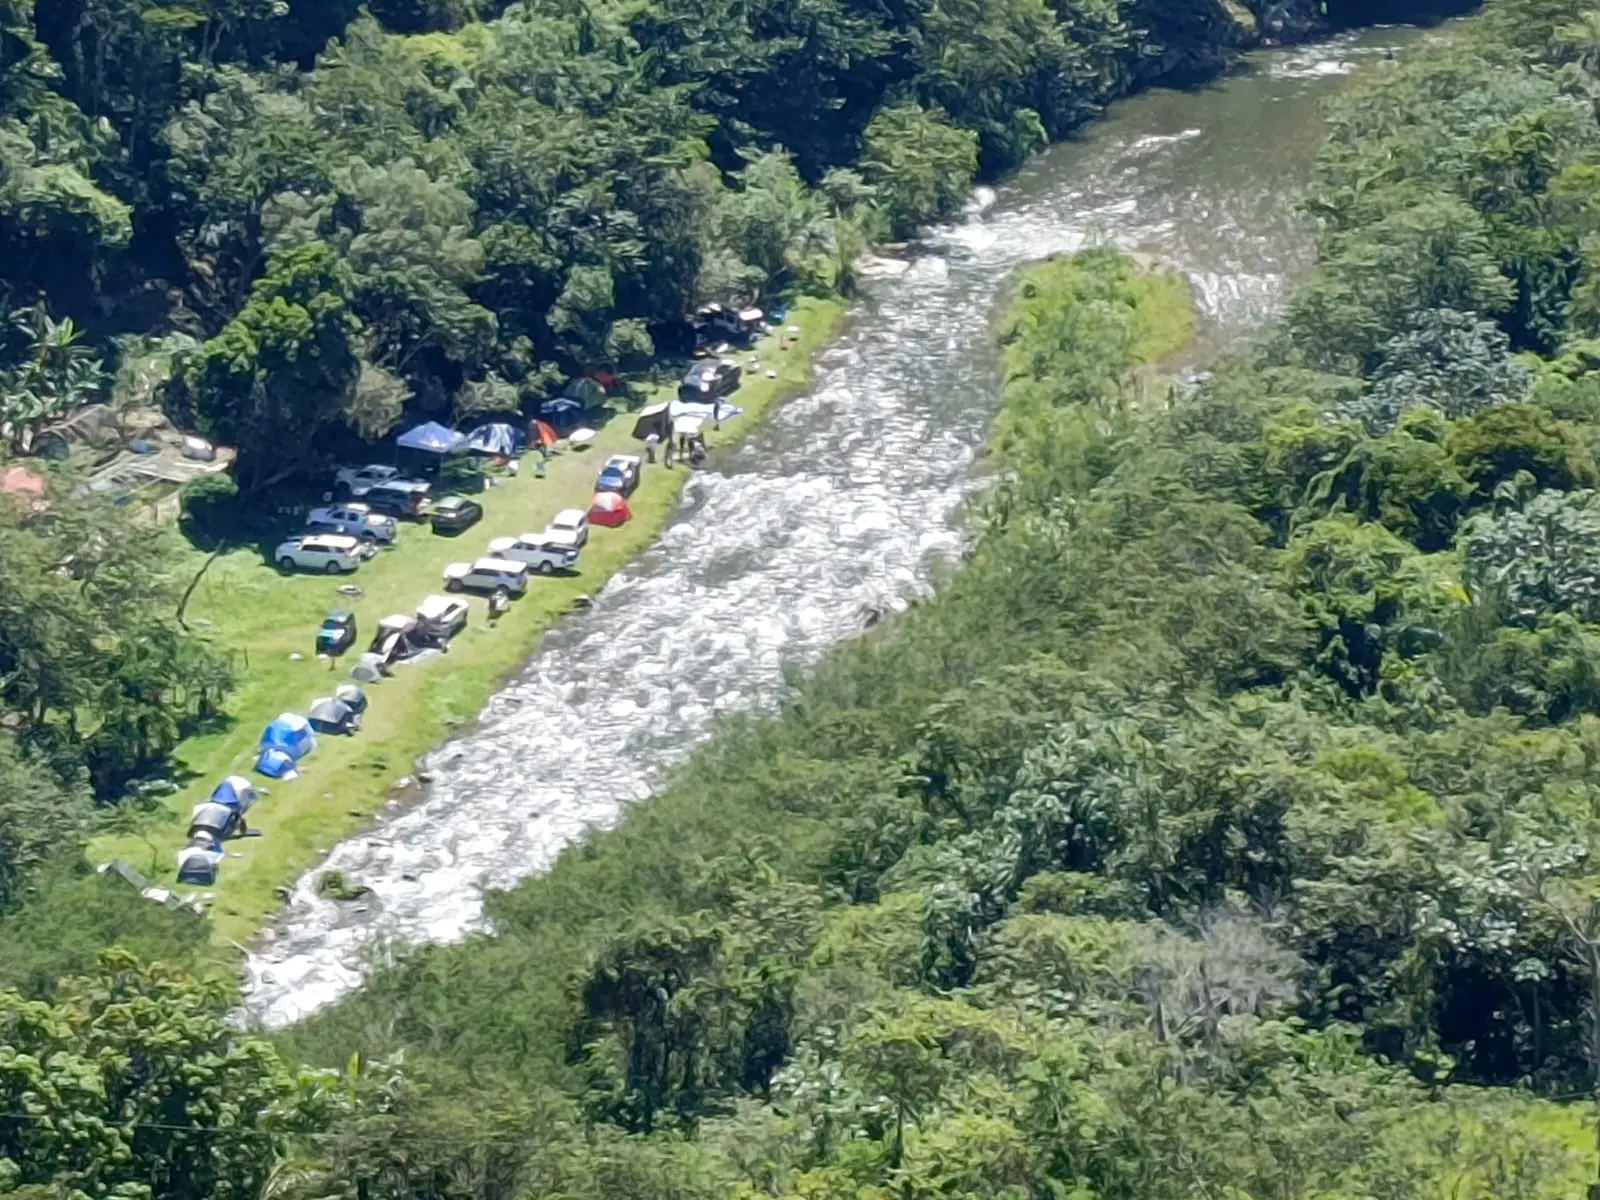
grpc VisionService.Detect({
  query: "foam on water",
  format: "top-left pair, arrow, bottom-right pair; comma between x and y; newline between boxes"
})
244,26 -> 1420,1028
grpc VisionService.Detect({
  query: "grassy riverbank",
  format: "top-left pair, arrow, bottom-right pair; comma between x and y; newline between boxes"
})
88,297 -> 844,948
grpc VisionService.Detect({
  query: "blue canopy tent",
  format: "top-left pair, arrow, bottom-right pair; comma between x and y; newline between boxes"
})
464,422 -> 521,457
254,746 -> 298,780
209,775 -> 257,814
396,421 -> 467,455
260,712 -> 316,760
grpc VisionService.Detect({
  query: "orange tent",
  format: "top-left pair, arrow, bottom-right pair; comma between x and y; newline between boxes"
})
530,419 -> 558,448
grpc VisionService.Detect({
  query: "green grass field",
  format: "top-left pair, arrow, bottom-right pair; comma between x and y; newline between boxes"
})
89,296 -> 845,947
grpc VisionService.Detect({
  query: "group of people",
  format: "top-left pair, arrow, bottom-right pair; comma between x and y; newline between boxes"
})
645,431 -> 707,468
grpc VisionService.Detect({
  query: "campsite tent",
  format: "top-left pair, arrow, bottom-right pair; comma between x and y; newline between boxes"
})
334,682 -> 368,714
260,712 -> 316,760
529,419 -> 558,449
209,775 -> 257,813
588,490 -> 631,527
308,697 -> 359,735
464,422 -> 520,456
254,746 -> 298,779
539,397 -> 581,423
176,836 -> 222,885
396,421 -> 467,455
562,377 -> 605,405
189,801 -> 243,842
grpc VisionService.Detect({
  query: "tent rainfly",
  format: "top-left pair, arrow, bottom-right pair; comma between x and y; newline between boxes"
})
334,682 -> 368,714
189,801 -> 243,842
307,697 -> 359,735
260,712 -> 316,760
632,403 -> 671,441
396,421 -> 467,454
209,775 -> 257,813
464,422 -> 519,456
254,746 -> 298,780
176,836 -> 222,885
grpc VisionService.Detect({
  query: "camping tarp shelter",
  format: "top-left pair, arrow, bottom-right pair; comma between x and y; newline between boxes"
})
632,403 -> 671,441
308,697 -> 358,735
254,746 -> 298,779
209,775 -> 256,813
396,421 -> 467,454
260,712 -> 316,759
464,423 -> 520,456
673,414 -> 706,438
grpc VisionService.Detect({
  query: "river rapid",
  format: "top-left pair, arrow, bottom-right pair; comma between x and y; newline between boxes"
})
245,26 -> 1428,1027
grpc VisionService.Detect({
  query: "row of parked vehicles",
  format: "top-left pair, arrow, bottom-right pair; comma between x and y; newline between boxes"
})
441,507 -> 591,598
274,468 -> 496,574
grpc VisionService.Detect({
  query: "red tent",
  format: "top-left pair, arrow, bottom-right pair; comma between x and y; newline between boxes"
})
588,491 -> 631,527
530,419 -> 558,448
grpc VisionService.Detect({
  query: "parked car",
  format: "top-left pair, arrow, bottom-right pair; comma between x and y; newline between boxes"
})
595,454 -> 642,497
305,502 -> 397,544
335,464 -> 401,497
679,358 -> 741,401
316,610 -> 358,657
443,557 -> 530,596
275,534 -> 366,574
430,495 -> 484,535
488,533 -> 580,575
545,508 -> 590,549
363,479 -> 432,518
415,594 -> 470,644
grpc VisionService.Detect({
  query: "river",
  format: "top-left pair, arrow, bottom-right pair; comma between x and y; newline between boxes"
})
245,24 -> 1429,1027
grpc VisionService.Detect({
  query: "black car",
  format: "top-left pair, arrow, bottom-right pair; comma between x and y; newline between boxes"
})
679,358 -> 742,401
430,495 -> 484,535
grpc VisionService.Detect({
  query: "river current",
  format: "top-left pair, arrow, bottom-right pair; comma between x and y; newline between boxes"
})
245,26 -> 1427,1027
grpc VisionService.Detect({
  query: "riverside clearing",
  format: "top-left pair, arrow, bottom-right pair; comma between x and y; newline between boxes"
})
88,295 -> 844,949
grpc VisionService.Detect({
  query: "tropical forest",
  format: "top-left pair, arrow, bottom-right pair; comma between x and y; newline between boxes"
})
12,0 -> 1600,1196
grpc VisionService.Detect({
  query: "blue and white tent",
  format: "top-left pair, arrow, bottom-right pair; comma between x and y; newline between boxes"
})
254,746 -> 298,780
396,421 -> 467,455
209,775 -> 257,813
464,422 -> 521,457
260,712 -> 316,760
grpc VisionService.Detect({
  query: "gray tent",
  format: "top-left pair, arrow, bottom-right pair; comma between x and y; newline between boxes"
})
308,697 -> 360,735
349,658 -> 385,684
188,800 -> 243,842
176,835 -> 221,885
334,682 -> 369,714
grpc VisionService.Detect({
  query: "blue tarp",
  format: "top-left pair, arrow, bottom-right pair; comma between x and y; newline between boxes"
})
464,422 -> 520,456
260,712 -> 316,760
254,746 -> 298,779
396,421 -> 467,454
210,775 -> 257,813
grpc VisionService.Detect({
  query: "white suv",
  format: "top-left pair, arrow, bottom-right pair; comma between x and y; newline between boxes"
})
545,508 -> 590,549
442,557 -> 530,596
275,534 -> 366,574
488,533 -> 580,575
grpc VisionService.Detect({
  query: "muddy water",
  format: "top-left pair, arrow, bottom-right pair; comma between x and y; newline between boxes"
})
246,27 -> 1428,1027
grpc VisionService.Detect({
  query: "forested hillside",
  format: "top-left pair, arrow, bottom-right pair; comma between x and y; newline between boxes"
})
13,0 -> 1600,1195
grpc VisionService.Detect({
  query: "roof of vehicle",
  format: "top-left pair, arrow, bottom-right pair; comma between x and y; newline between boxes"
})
417,594 -> 466,620
370,478 -> 430,493
473,556 -> 529,574
300,534 -> 360,551
434,495 -> 478,511
551,508 -> 586,525
350,464 -> 397,477
606,454 -> 641,468
378,613 -> 416,630
491,533 -> 554,549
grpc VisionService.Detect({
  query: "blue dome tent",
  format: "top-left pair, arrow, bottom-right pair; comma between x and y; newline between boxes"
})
209,775 -> 257,813
254,746 -> 298,779
396,421 -> 467,455
260,712 -> 316,760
